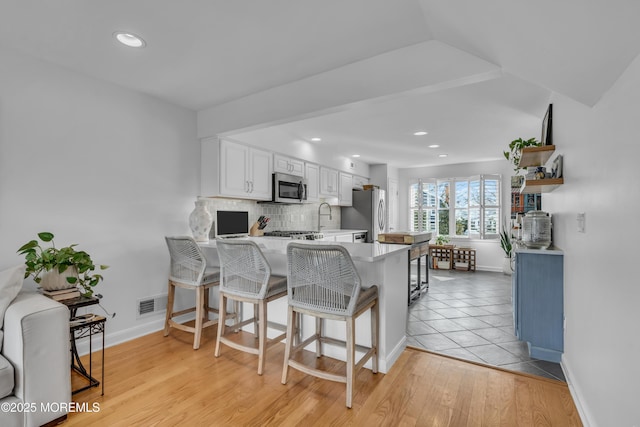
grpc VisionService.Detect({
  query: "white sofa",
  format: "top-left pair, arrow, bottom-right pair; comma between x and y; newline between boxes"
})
0,292 -> 71,427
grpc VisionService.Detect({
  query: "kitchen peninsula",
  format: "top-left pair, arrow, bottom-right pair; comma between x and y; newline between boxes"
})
200,237 -> 409,373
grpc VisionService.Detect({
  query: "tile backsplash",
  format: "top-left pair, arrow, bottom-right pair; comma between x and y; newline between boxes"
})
200,198 -> 341,235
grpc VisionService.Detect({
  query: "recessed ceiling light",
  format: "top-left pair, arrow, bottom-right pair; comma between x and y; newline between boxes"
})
310,137 -> 322,142
352,154 -> 360,158
413,131 -> 428,136
438,154 -> 448,158
114,31 -> 146,48
428,144 -> 440,148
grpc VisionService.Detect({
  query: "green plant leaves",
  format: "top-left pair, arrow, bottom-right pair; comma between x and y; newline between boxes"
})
16,232 -> 108,297
37,232 -> 54,242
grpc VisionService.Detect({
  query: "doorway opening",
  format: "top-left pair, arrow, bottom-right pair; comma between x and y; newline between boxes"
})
406,268 -> 565,381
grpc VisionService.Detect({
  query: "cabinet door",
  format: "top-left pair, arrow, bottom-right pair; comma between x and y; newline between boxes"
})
353,175 -> 369,190
305,163 -> 320,202
220,140 -> 250,197
288,158 -> 305,177
338,172 -> 353,206
273,154 -> 304,177
248,147 -> 273,200
335,233 -> 353,242
514,252 -> 564,361
320,167 -> 339,197
387,178 -> 399,232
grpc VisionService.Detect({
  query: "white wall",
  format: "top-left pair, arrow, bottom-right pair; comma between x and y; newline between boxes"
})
0,46 -> 199,346
542,55 -> 640,426
398,159 -> 513,271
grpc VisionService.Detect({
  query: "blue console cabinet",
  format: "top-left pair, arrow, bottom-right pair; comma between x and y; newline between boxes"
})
513,248 -> 564,362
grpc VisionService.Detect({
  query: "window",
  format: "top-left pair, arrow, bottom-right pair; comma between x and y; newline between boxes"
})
409,175 -> 501,239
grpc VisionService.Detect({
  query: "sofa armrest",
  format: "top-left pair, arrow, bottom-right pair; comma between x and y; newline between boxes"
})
3,292 -> 71,426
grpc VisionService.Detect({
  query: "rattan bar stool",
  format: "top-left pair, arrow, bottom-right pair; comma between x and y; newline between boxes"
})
164,236 -> 234,350
214,240 -> 288,375
282,243 -> 379,408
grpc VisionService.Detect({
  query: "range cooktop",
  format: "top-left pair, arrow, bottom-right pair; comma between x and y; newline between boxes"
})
262,230 -> 324,240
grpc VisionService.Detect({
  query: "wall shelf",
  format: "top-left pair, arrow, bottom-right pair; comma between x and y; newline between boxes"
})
518,145 -> 556,168
520,178 -> 564,194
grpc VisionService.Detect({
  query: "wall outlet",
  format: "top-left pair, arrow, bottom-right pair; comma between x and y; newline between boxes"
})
577,212 -> 586,233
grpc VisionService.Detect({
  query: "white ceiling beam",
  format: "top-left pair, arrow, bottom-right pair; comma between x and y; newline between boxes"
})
197,40 -> 502,138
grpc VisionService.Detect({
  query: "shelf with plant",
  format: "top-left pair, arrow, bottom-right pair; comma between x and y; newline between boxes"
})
17,232 -> 108,297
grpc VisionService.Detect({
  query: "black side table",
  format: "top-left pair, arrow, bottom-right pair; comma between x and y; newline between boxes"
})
58,296 -> 106,395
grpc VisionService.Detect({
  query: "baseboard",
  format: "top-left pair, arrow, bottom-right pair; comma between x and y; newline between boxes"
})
380,335 -> 407,374
561,355 -> 595,427
75,312 -> 194,356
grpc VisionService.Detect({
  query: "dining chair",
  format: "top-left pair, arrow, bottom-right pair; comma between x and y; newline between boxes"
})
164,236 -> 234,349
214,240 -> 288,375
282,243 -> 379,408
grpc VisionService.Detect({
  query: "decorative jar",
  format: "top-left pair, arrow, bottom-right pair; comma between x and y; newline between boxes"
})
522,210 -> 552,249
189,200 -> 213,242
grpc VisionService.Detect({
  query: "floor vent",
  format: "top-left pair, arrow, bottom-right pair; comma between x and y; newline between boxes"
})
137,294 -> 168,318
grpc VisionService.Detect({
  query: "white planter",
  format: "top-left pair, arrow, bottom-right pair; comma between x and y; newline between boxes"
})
502,256 -> 513,275
40,267 -> 78,291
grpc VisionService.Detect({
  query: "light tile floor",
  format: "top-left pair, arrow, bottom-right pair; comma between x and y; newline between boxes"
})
407,267 -> 566,382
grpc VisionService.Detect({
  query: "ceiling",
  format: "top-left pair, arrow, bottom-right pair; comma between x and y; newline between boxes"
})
1,0 -> 639,168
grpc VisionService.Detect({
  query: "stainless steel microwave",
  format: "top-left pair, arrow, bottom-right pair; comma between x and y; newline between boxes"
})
272,172 -> 307,203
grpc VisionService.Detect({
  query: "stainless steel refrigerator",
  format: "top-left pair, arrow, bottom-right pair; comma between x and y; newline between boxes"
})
341,188 -> 386,243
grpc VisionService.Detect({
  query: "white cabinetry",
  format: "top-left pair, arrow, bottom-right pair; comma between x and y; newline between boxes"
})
319,167 -> 339,197
334,233 -> 353,243
387,178 -> 399,232
305,163 -> 320,202
273,153 -> 304,177
338,172 -> 353,206
201,138 -> 272,200
353,175 -> 369,190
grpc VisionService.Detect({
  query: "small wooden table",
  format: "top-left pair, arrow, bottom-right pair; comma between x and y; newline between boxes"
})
378,232 -> 432,305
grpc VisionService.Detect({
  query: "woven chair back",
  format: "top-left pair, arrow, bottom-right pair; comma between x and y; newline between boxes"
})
165,236 -> 207,287
286,243 -> 361,316
216,240 -> 271,299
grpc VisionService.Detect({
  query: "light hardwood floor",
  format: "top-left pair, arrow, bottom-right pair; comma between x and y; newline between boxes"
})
67,324 -> 581,426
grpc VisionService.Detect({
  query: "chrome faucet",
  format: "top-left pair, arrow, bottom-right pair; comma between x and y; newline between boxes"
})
318,202 -> 332,231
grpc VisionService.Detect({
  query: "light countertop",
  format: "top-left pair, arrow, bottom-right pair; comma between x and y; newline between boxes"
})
199,236 -> 407,262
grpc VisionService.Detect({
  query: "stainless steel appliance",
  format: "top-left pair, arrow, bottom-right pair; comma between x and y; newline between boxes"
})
263,230 -> 324,240
340,188 -> 386,243
352,231 -> 367,243
271,172 -> 307,203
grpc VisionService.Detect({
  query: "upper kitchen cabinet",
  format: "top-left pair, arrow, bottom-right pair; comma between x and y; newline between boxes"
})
201,138 -> 272,201
273,153 -> 304,177
352,175 -> 369,190
338,172 -> 353,206
305,163 -> 320,202
319,167 -> 339,198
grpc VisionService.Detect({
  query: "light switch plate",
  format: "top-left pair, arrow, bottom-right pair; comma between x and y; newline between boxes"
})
577,212 -> 586,233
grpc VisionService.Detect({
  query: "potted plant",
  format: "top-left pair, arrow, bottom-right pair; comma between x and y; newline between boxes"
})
17,232 -> 108,297
503,137 -> 541,173
434,235 -> 450,246
499,223 -> 513,275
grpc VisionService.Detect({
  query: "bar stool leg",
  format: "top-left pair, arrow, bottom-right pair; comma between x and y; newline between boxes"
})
193,286 -> 204,350
371,300 -> 379,374
257,300 -> 267,375
346,317 -> 355,408
281,306 -> 295,384
164,280 -> 175,337
214,293 -> 227,357
315,317 -> 322,357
